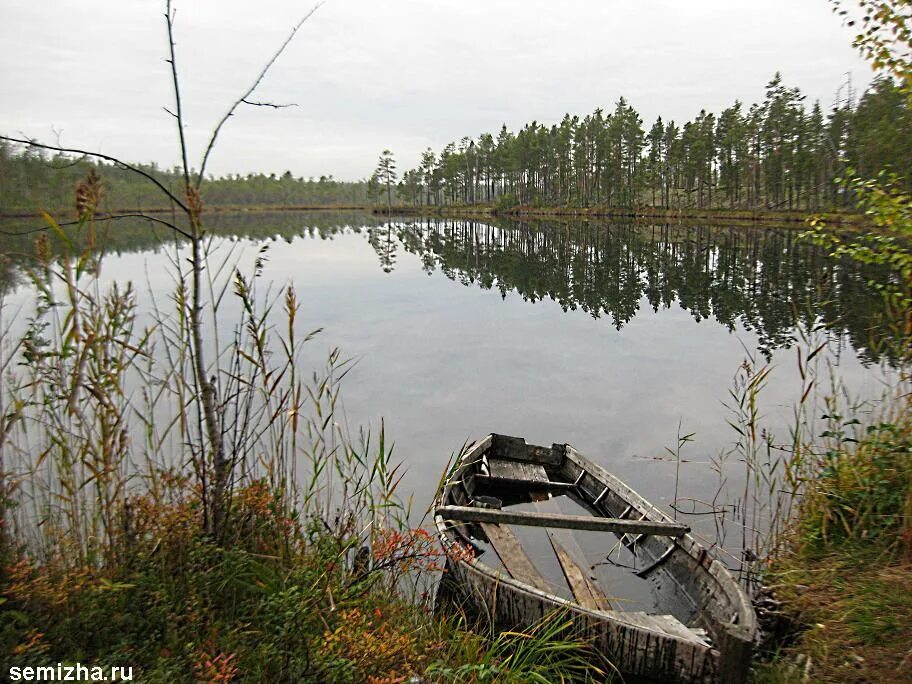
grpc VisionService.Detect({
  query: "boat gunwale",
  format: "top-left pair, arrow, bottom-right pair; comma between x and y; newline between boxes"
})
562,445 -> 758,637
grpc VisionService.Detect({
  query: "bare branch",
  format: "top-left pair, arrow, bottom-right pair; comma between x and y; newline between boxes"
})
196,2 -> 322,186
0,224 -> 49,237
163,0 -> 233,538
0,135 -> 189,214
50,125 -> 65,147
0,212 -> 194,241
241,98 -> 299,110
164,1 -> 192,191
91,212 -> 194,240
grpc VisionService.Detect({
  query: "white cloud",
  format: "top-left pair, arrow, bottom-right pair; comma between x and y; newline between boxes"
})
0,0 -> 872,180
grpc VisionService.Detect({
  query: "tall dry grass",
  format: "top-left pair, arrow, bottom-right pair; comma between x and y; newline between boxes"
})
0,196 -> 602,682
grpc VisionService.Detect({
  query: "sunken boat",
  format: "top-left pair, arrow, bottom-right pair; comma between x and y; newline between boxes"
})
433,433 -> 756,684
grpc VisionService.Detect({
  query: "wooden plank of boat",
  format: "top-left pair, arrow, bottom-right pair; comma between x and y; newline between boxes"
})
486,457 -> 551,487
473,473 -> 576,492
440,437 -> 491,502
479,522 -> 553,594
649,615 -> 709,645
531,494 -> 613,612
436,505 -> 690,537
490,433 -> 562,466
549,537 -> 613,612
465,434 -> 493,461
610,611 -> 709,646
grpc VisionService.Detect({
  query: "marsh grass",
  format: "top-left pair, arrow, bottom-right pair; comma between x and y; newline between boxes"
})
665,305 -> 912,680
0,199 -> 601,681
792,365 -> 912,547
754,386 -> 912,681
427,611 -> 608,683
663,321 -> 840,586
719,314 -> 912,681
665,302 -> 908,581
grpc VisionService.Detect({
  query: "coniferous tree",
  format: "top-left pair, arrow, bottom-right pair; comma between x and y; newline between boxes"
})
372,149 -> 398,214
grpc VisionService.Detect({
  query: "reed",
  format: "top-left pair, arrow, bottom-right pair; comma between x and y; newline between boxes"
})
669,304 -> 909,591
0,176 -> 602,681
0,4 -> 605,676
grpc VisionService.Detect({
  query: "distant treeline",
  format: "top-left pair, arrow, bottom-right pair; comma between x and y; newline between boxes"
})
0,145 -> 371,215
5,73 -> 910,217
391,74 -> 912,212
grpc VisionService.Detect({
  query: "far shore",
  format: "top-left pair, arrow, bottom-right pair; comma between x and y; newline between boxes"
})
1,202 -> 866,229
372,203 -> 866,228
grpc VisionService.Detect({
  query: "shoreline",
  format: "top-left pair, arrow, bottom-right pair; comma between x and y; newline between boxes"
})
373,203 -> 865,227
2,203 -> 864,228
0,205 -> 374,220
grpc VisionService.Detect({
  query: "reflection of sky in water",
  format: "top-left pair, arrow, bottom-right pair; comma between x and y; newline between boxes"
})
1,222 -> 896,558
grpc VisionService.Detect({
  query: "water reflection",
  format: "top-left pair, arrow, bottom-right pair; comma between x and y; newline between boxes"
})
375,218 -> 893,364
0,211 -> 896,363
0,210 -> 898,569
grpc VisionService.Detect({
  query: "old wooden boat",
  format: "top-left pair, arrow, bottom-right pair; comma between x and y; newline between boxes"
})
433,434 -> 756,684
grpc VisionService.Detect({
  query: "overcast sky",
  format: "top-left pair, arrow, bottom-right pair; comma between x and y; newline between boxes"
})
1,1 -> 873,181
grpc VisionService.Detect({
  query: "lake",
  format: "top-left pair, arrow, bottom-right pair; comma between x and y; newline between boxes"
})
0,210 -> 896,573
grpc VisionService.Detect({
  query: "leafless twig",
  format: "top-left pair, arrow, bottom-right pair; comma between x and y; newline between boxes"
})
196,2 -> 322,186
0,212 -> 192,240
0,135 -> 188,213
241,99 -> 298,110
164,1 -> 191,190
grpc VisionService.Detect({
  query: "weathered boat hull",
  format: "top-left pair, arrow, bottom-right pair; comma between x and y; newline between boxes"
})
433,434 -> 756,684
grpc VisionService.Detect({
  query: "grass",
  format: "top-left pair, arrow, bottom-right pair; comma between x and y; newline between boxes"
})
0,482 -> 600,682
752,158 -> 912,681
755,545 -> 912,683
679,297 -> 912,682
753,384 -> 912,683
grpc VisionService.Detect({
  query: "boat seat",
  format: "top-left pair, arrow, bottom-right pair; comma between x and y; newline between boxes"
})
486,457 -> 549,485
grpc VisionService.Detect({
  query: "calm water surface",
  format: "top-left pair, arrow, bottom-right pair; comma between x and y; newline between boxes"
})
0,211 -> 895,577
